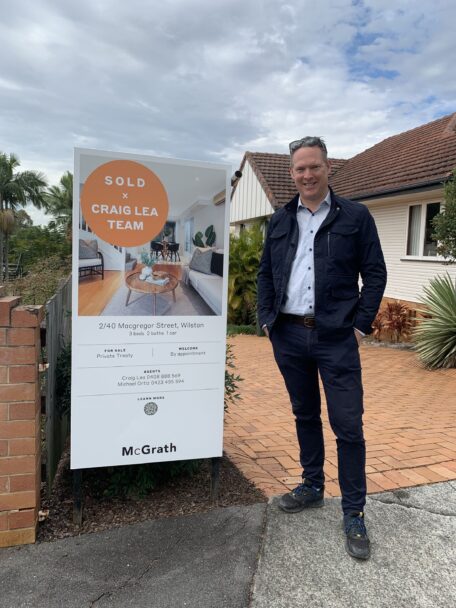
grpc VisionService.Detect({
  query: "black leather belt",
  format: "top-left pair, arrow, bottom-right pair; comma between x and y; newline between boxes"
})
280,313 -> 315,328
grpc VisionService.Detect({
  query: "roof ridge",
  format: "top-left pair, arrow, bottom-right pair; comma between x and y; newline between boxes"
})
248,151 -> 289,158
329,112 -> 456,198
377,112 -> 454,145
343,112 -> 456,163
442,113 -> 456,136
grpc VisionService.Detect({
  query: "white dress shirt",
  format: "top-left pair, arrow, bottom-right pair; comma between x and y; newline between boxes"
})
281,191 -> 331,315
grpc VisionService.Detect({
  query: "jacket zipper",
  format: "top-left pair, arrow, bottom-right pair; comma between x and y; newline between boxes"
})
327,232 -> 331,257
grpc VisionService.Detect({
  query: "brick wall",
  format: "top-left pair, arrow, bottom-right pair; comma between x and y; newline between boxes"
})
0,290 -> 44,548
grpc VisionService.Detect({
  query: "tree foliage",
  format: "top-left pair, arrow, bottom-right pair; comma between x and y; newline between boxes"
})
9,224 -> 71,271
45,171 -> 73,237
0,152 -> 48,279
432,168 -> 456,262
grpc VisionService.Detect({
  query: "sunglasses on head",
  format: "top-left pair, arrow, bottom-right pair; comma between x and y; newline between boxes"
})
289,138 -> 327,155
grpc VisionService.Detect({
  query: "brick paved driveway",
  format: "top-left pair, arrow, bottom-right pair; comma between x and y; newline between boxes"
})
224,335 -> 456,497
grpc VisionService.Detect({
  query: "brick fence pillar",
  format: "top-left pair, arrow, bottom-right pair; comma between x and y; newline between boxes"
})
0,290 -> 44,548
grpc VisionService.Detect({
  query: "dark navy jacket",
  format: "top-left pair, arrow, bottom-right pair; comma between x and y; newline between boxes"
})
257,189 -> 387,338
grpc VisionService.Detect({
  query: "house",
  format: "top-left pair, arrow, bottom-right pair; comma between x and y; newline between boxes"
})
230,113 -> 456,305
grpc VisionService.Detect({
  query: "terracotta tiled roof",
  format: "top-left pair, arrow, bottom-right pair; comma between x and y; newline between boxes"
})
330,113 -> 456,199
233,114 -> 456,209
328,158 -> 348,175
241,152 -> 346,210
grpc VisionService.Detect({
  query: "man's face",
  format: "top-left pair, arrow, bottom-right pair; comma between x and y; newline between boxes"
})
290,146 -> 330,206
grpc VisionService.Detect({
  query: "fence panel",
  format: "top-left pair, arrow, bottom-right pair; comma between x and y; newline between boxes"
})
45,274 -> 72,489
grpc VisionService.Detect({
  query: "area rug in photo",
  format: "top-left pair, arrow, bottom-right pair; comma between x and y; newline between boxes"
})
101,284 -> 172,316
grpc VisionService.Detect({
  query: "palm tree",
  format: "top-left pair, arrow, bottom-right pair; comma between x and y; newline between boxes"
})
0,152 -> 48,280
45,171 -> 73,238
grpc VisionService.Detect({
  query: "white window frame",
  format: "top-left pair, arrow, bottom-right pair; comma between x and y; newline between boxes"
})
403,201 -> 443,260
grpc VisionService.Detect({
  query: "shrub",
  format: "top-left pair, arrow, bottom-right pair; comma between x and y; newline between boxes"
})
371,312 -> 384,342
228,223 -> 264,325
227,324 -> 257,336
413,273 -> 456,369
370,301 -> 414,343
104,460 -> 201,498
225,342 -> 243,409
380,301 -> 415,343
5,254 -> 71,305
55,343 -> 71,418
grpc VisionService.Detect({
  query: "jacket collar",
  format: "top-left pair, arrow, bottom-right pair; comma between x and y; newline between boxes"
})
284,187 -> 341,232
284,187 -> 339,215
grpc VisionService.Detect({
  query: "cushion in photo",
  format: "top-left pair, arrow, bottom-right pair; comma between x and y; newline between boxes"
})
79,239 -> 98,259
210,252 -> 223,277
189,248 -> 213,274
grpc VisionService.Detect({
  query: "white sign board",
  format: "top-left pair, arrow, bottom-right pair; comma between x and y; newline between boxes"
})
71,149 -> 230,469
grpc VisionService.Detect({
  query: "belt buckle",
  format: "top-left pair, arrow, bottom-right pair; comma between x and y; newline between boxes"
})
303,316 -> 314,328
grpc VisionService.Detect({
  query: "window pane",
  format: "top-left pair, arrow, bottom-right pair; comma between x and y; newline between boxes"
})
184,217 -> 194,254
406,205 -> 422,255
423,202 -> 440,256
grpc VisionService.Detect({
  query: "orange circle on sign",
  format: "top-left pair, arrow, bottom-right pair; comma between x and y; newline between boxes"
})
80,160 -> 169,247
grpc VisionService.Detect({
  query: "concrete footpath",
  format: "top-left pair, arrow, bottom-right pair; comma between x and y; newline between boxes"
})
1,482 -> 455,608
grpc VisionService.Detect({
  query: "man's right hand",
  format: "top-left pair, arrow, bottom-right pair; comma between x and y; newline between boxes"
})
262,325 -> 270,338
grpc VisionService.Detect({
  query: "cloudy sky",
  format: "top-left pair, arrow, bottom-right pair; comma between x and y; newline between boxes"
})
1,0 -> 455,223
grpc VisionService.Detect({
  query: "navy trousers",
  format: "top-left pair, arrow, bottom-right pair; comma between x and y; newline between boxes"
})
271,318 -> 366,514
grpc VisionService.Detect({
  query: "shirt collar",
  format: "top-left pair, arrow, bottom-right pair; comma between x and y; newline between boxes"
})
298,190 -> 331,213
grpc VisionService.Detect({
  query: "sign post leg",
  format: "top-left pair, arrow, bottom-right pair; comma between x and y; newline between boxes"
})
73,469 -> 83,526
210,457 -> 221,504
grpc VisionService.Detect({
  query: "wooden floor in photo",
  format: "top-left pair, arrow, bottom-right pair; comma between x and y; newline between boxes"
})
78,270 -> 123,316
78,267 -> 215,317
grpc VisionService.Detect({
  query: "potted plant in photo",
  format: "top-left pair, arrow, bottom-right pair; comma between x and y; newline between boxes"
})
139,251 -> 155,280
192,225 -> 216,248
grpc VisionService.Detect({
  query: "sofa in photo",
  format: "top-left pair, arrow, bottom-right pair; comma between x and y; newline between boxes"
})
186,248 -> 223,315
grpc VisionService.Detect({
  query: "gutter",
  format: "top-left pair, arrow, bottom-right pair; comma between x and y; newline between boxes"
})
348,175 -> 451,201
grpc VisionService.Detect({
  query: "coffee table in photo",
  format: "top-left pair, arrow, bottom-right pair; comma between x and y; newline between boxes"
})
125,268 -> 178,315
152,263 -> 183,281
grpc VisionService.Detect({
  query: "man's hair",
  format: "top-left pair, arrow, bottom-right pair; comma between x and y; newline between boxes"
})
289,136 -> 328,165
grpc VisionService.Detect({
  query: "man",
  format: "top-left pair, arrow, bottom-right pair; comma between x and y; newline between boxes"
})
257,136 -> 386,560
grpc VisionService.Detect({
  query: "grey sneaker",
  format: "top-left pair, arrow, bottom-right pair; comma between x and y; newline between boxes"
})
343,511 -> 371,560
278,479 -> 324,513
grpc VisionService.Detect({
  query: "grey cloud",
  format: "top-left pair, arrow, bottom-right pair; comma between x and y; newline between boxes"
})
1,0 -> 455,189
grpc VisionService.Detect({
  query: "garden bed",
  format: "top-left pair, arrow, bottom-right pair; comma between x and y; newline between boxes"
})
38,447 -> 266,542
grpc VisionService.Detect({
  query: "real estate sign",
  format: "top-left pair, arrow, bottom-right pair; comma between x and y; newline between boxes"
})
71,149 -> 231,469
